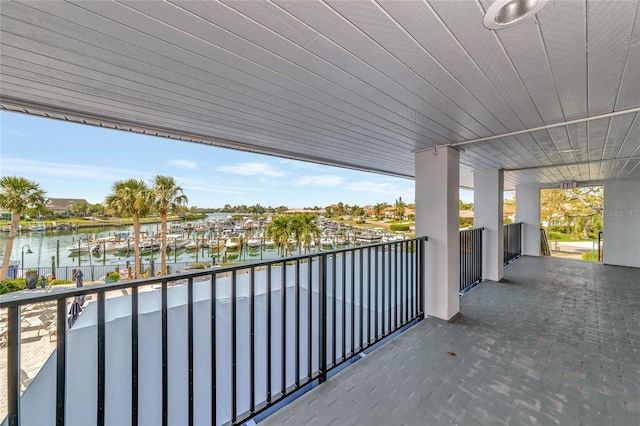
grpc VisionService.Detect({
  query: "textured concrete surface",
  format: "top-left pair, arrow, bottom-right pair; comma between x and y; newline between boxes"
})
260,256 -> 640,426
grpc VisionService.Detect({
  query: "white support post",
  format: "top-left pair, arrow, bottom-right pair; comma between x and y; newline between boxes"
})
515,184 -> 541,256
474,169 -> 504,281
415,147 -> 460,321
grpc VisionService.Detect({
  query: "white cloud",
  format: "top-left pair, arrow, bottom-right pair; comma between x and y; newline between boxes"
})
295,175 -> 343,187
345,181 -> 395,192
217,162 -> 286,177
0,157 -> 144,181
169,159 -> 197,169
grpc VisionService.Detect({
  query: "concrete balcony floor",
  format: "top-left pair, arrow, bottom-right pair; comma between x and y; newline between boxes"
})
261,256 -> 640,425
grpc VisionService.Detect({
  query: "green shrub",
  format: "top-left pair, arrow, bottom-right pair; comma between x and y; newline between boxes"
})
547,231 -> 564,240
390,224 -> 410,232
191,262 -> 210,269
0,279 -> 27,295
51,279 -> 73,286
106,271 -> 120,281
581,251 -> 597,261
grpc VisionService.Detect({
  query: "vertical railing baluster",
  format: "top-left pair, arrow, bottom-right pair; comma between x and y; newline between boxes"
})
281,261 -> 286,395
420,238 -> 425,318
266,265 -> 272,402
381,244 -> 386,336
231,270 -> 237,424
294,260 -> 300,388
187,277 -> 194,426
161,281 -> 168,426
319,254 -> 327,383
366,247 -> 372,345
400,242 -> 404,325
350,249 -> 355,356
307,258 -> 312,380
7,306 -> 19,426
387,244 -> 392,331
410,241 -> 415,319
132,286 -> 139,426
97,292 -> 106,426
250,267 -> 256,412
341,251 -> 346,360
358,248 -> 363,351
56,298 -> 67,426
211,274 -> 217,426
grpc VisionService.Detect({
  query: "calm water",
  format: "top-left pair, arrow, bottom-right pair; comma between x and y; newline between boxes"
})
0,213 -> 287,269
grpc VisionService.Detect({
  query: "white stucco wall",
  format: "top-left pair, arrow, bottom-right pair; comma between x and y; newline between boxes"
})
515,184 -> 541,256
603,180 -> 640,268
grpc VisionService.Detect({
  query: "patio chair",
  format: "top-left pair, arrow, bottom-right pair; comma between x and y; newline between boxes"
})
38,310 -> 57,341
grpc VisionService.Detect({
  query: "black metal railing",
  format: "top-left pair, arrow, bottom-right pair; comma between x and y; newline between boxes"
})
13,262 -> 195,283
0,237 -> 427,426
503,222 -> 523,265
459,228 -> 483,292
597,231 -> 603,262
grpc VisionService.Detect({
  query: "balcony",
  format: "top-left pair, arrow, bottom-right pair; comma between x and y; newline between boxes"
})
262,255 -> 640,425
3,226 -> 638,425
1,238 -> 427,425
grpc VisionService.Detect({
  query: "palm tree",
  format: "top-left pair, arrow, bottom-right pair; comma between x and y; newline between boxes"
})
151,175 -> 188,275
373,203 -> 387,220
293,214 -> 320,253
0,177 -> 47,280
394,197 -> 406,220
105,179 -> 152,279
266,216 -> 292,257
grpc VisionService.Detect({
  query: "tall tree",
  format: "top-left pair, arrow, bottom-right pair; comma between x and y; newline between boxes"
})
394,197 -> 406,220
0,177 -> 47,280
71,201 -> 90,217
373,203 -> 387,220
105,179 -> 152,279
151,175 -> 188,275
266,216 -> 292,256
290,214 -> 320,254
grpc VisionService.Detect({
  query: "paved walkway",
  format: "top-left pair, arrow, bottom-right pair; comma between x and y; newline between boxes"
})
261,256 -> 640,426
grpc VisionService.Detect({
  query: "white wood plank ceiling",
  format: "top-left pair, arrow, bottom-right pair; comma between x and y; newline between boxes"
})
1,0 -> 639,189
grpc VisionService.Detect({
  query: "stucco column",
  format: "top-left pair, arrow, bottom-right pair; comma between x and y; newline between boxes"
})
415,147 -> 460,321
474,169 -> 504,281
515,184 -> 541,256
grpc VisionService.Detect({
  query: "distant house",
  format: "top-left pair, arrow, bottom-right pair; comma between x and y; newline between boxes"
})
384,206 -> 415,219
45,198 -> 89,216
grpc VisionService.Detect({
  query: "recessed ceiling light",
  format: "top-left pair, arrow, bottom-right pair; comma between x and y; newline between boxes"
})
483,0 -> 550,30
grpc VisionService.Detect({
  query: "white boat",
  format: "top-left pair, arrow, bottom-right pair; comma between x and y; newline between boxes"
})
320,238 -> 334,250
264,240 -> 275,249
356,233 -> 383,244
225,237 -> 241,250
246,237 -> 262,248
67,241 -> 100,254
166,234 -> 189,251
28,223 -> 47,231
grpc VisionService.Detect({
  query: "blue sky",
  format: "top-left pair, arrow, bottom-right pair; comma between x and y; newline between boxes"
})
1,111 -> 474,208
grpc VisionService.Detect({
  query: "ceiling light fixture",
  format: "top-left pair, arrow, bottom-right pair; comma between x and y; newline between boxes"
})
483,0 -> 550,30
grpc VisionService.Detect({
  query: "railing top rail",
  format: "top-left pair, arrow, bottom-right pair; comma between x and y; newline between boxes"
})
0,236 -> 428,308
505,222 -> 523,226
460,227 -> 485,232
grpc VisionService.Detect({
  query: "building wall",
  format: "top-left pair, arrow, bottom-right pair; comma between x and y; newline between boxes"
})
603,180 -> 640,268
